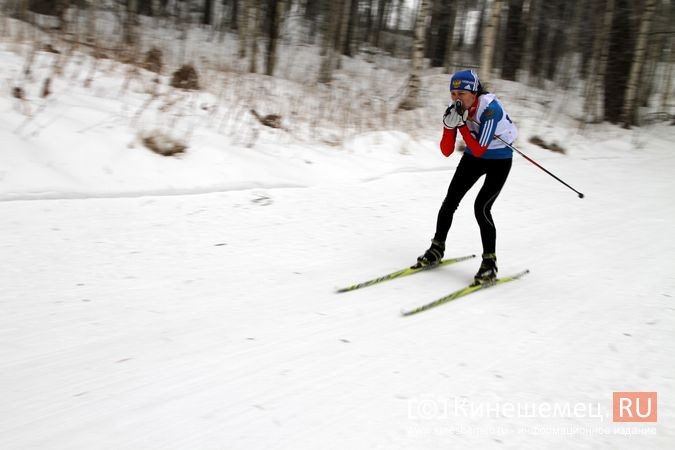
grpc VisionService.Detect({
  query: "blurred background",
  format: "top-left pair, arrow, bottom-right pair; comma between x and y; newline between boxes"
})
1,0 -> 672,133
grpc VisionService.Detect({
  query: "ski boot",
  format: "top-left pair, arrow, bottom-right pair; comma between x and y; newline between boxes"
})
412,239 -> 445,269
472,253 -> 498,285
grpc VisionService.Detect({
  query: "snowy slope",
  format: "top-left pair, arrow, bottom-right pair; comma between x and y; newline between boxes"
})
1,41 -> 674,449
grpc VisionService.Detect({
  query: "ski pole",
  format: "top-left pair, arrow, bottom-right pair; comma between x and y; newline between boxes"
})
480,124 -> 584,199
456,101 -> 585,199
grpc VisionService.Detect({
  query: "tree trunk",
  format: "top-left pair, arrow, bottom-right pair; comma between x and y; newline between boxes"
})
238,0 -> 248,58
584,0 -> 614,123
661,35 -> 674,114
473,0 -> 487,55
203,0 -> 212,25
228,0 -> 239,31
443,0 -> 458,72
603,0 -> 633,123
398,0 -> 430,110
158,0 -> 169,16
318,0 -> 343,83
364,0 -> 374,46
265,0 -> 283,76
425,0 -> 440,62
17,0 -> 30,22
138,0 -> 153,16
455,0 -> 468,50
248,0 -> 259,73
343,0 -> 358,57
638,2 -> 668,108
501,0 -> 524,81
371,0 -> 387,48
84,0 -> 97,44
621,0 -> 657,127
480,0 -> 502,81
544,1 -> 566,81
336,0 -> 353,62
124,0 -> 137,46
530,0 -> 550,85
429,0 -> 453,67
560,0 -> 583,89
395,0 -> 404,30
580,6 -> 596,79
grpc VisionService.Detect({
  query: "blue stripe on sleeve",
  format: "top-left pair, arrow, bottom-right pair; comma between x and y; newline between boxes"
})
480,120 -> 493,146
478,101 -> 503,147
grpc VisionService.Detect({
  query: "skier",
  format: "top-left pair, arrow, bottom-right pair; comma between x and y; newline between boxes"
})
415,69 -> 518,285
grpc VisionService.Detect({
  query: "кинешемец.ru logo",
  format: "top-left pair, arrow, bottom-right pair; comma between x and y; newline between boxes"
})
613,392 -> 657,422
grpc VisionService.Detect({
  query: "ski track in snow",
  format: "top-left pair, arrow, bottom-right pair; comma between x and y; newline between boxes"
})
1,144 -> 674,449
0,182 -> 308,202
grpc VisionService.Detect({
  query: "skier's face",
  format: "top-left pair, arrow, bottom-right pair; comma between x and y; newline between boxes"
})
450,90 -> 476,110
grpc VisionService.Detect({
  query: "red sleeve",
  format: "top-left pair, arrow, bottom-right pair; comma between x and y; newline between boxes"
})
440,127 -> 457,157
458,125 -> 488,158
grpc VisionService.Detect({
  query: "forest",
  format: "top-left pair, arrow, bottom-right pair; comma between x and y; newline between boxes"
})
3,0 -> 673,128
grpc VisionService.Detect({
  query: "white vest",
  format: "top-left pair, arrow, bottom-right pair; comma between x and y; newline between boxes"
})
466,93 -> 518,150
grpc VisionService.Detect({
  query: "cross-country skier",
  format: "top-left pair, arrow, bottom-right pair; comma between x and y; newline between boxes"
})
415,69 -> 518,285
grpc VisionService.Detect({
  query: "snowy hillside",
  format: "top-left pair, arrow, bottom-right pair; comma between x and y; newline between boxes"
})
1,36 -> 674,449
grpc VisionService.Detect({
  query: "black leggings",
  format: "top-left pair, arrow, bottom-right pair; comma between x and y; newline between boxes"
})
433,154 -> 512,254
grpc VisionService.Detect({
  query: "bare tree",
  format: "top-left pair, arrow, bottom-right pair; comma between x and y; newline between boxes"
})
559,0 -> 584,89
363,0 -> 374,46
394,0 -> 405,31
399,0 -> 430,110
638,1 -> 669,108
371,0 -> 387,47
543,0 -> 566,82
203,0 -> 213,25
443,0 -> 459,72
343,0 -> 358,57
522,0 -> 543,84
318,0 -> 343,83
530,0 -> 554,85
427,0 -> 454,68
662,34 -> 674,114
604,0 -> 634,123
335,0 -> 354,64
454,0 -> 469,51
621,0 -> 657,127
480,0 -> 503,81
500,0 -> 524,81
584,0 -> 614,123
472,0 -> 487,55
238,0 -> 249,58
17,0 -> 30,22
248,0 -> 259,73
137,0 -> 153,16
265,0 -> 284,76
124,0 -> 138,46
86,0 -> 97,45
304,0 -> 321,41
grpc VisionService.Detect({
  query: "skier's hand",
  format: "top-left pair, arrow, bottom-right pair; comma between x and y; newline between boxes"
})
443,102 -> 468,129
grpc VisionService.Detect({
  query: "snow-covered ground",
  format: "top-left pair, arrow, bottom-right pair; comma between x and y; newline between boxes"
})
1,32 -> 674,449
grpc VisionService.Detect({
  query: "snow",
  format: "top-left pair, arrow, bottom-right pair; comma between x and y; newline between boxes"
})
1,35 -> 674,449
